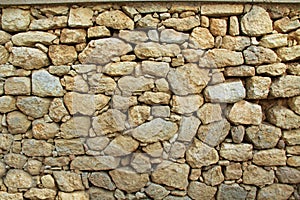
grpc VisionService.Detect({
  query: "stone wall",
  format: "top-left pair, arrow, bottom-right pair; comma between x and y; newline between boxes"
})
0,2 -> 299,200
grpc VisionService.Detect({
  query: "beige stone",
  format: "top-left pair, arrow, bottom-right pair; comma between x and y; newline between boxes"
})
104,135 -> 139,156
243,165 -> 275,187
197,103 -> 222,124
189,27 -> 214,49
119,30 -> 148,44
87,26 -> 111,38
246,76 -> 271,99
88,74 -> 116,94
257,184 -> 294,200
12,31 -> 57,46
134,42 -> 180,59
69,7 -> 93,27
0,31 -> 11,45
49,65 -> 71,76
0,134 -> 13,151
259,33 -> 288,48
112,95 -> 137,111
58,191 -> 89,200
49,98 -> 69,122
276,45 -> 300,61
131,153 -> 151,173
220,143 -> 253,161
138,92 -> 171,105
177,116 -> 201,143
96,10 -> 134,30
253,149 -> 286,166
274,17 -> 300,33
244,46 -> 278,65
186,139 -> 219,168
229,16 -> 240,36
16,96 -> 51,118
128,105 -> 151,127
287,156 -> 300,167
49,45 -> 77,65
224,163 -> 242,180
141,61 -> 170,78
44,157 -> 70,167
161,29 -> 189,44
270,75 -> 300,97
201,4 -> 244,16
53,171 -> 84,192
225,65 -> 255,77
2,8 -> 30,32
163,16 -> 200,31
103,62 -> 137,76
4,77 -> 30,95
241,6 -> 273,36
24,188 -> 56,200
288,96 -> 300,115
283,129 -> 300,145
118,76 -> 154,93
151,161 -> 190,190
145,183 -> 170,200
22,139 -> 54,157
25,159 -> 42,176
32,119 -> 59,139
55,139 -> 85,156
286,146 -> 300,155
276,166 -> 300,184
86,136 -> 109,151
110,167 -> 149,193
256,63 -> 286,76
142,142 -> 163,158
0,192 -> 23,200
4,153 -> 27,169
188,181 -> 217,200
7,111 -> 31,134
221,36 -> 251,51
71,156 -> 120,171
217,184 -> 248,200
30,16 -> 68,30
203,166 -> 224,186
0,96 -> 17,113
4,169 -> 33,189
40,6 -> 69,15
60,28 -> 86,44
171,95 -> 204,114
137,14 -> 160,28
182,49 -> 204,63
89,187 -> 114,200
0,46 -> 9,65
210,18 -> 227,36
267,106 -> 300,129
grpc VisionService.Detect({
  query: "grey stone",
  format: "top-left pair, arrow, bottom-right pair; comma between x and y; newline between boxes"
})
2,8 -> 30,32
16,96 -> 51,118
244,46 -> 278,65
177,116 -> 201,142
267,106 -> 300,129
217,183 -> 248,200
71,156 -> 120,171
276,167 -> 300,184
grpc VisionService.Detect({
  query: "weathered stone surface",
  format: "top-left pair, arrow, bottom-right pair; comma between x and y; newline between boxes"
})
49,98 -> 69,122
137,14 -> 160,28
246,76 -> 271,99
199,49 -> 244,68
188,181 -> 217,200
246,124 -> 281,149
220,143 -> 253,161
197,119 -> 230,147
210,18 -> 227,36
231,125 -> 245,144
0,134 -> 13,151
60,28 -> 86,44
171,95 -> 204,114
201,4 -> 244,16
16,96 -> 51,118
30,16 -> 68,30
287,156 -> 300,167
49,65 -> 71,76
152,161 -> 190,190
283,129 -> 300,145
182,49 -> 204,63
25,160 -> 42,176
0,192 -> 23,200
138,92 -> 171,105
189,27 -> 214,49
89,187 -> 114,200
227,100 -> 262,125
12,31 -> 57,46
103,62 -> 136,76
0,46 -> 9,65
110,167 -> 149,193
71,156 -> 120,171
4,169 -> 33,189
88,74 -> 116,94
253,149 -> 286,166
7,111 -> 31,134
96,10 -> 134,30
128,105 -> 151,127
0,31 -> 11,45
88,26 -> 111,38
22,139 -> 54,157
24,188 -> 57,200
92,109 -> 126,135
197,103 -> 222,124
53,171 -> 84,192
0,96 -> 17,113
218,183 -> 248,200
49,45 -> 77,65
256,63 -> 287,76
243,165 -> 275,187
177,116 -> 201,142
2,8 -> 30,32
204,80 -> 245,103
112,95 -> 137,111
241,6 -> 273,36
225,163 -> 242,180
55,139 -> 85,156
276,45 -> 300,61
145,183 -> 170,200
221,36 -> 251,51
104,135 -> 139,156
186,139 -> 219,168
141,61 -> 169,78
58,191 -> 89,200
68,7 -> 93,27
229,16 -> 240,36
32,70 -> 64,97
257,184 -> 294,200
131,153 -> 152,173
32,119 -> 59,139
4,77 -> 30,95
118,76 -> 154,93
203,166 -> 224,186
86,137 -> 110,151
44,157 -> 70,167
288,96 -> 300,115
142,142 -> 163,158
119,30 -> 148,44
267,106 -> 300,129
286,146 -> 300,155
9,47 -> 49,70
79,38 -> 132,64
161,29 -> 189,44
163,16 -> 200,31
167,64 -> 209,95
259,33 -> 288,48
4,153 -> 27,169
244,46 -> 278,65
60,116 -> 90,139
134,42 -> 180,59
276,167 -> 300,184
274,17 -> 300,33
132,118 -> 178,143
39,6 -> 69,15
89,172 -> 116,190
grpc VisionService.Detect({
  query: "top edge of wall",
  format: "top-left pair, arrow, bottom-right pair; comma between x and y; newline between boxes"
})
0,0 -> 299,5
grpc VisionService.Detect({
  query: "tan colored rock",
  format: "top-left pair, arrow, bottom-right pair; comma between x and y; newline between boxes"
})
49,98 -> 69,122
49,65 -> 71,76
287,156 -> 300,167
221,36 -> 251,51
134,42 -> 180,59
110,167 -> 149,193
241,6 -> 273,36
276,166 -> 300,184
197,103 -> 222,124
0,96 -> 17,113
135,2 -> 168,13
246,76 -> 271,99
229,16 -> 240,36
96,10 -> 134,30
138,92 -> 171,105
4,153 -> 27,169
68,7 -> 93,27
243,165 -> 275,187
32,69 -> 64,97
188,181 -> 217,200
210,18 -> 227,36
171,95 -> 204,114
16,96 -> 51,118
286,146 -> 300,155
4,169 -> 33,189
118,76 -> 154,93
44,157 -> 70,167
53,171 -> 84,192
71,156 -> 120,171
25,160 -> 43,176
161,29 -> 189,44
22,139 -> 54,157
224,163 -> 242,180
4,77 -> 30,95
189,27 -> 214,49
0,134 -> 13,151
30,16 -> 68,30
0,31 -> 11,45
257,63 -> 286,76
58,191 -> 89,200
142,142 -> 163,158
79,38 -> 132,64
0,192 -> 23,200
12,31 -> 57,46
141,61 -> 169,78
163,16 -> 200,31
267,106 -> 300,129
132,118 -> 178,143
283,129 -> 300,145
220,143 -> 253,161
89,187 -> 114,200
203,166 -> 224,186
182,49 -> 204,63
9,47 -> 49,70
167,64 -> 210,95
244,46 -> 278,65
271,75 -> 300,98
276,45 -> 300,61
0,46 -> 9,65
49,45 -> 77,65
2,8 -> 30,32
60,28 -> 86,44
88,74 -> 116,94
137,14 -> 160,28
145,183 -> 170,200
86,136 -> 109,151
55,139 -> 85,156
197,119 -> 230,147
112,95 -> 137,111
89,172 -> 116,190
274,17 -> 300,33
40,6 -> 69,15
186,139 -> 219,168
257,184 -> 294,200
7,111 -> 31,134
177,116 -> 201,142
92,109 -> 126,135
253,149 -> 286,166
103,62 -> 136,76
225,65 -> 255,77
119,30 -> 148,44
201,4 -> 244,16
259,33 -> 288,48
0,64 -> 17,77
152,161 -> 190,190
199,49 -> 244,68
131,153 -> 151,173
72,64 -> 96,74
24,188 -> 56,200
128,105 -> 151,127
104,135 -> 139,156
87,26 -> 111,38
288,96 -> 300,115
227,100 -> 262,125
32,119 -> 59,139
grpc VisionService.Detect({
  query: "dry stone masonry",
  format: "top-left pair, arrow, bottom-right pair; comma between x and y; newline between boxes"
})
0,2 -> 299,200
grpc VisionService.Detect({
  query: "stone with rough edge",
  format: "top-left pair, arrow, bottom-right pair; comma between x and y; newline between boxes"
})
134,42 -> 181,59
189,27 -> 214,49
0,46 -> 9,65
253,149 -> 286,166
171,95 -> 204,114
201,4 -> 244,16
12,31 -> 57,46
259,33 -> 288,48
276,167 -> 300,184
257,184 -> 294,200
243,165 -> 275,187
4,169 -> 33,189
71,156 -> 120,171
103,135 -> 139,156
163,16 -> 200,31
49,45 -> 77,66
68,7 -> 93,27
270,75 -> 300,98
246,76 -> 272,99
24,188 -> 57,200
276,45 -> 300,61
53,171 -> 84,192
188,181 -> 217,200
177,116 -> 201,142
256,63 -> 286,76
220,143 -> 253,161
7,111 -> 31,134
22,139 -> 54,157
1,8 -> 30,32
16,96 -> 51,118
30,16 -> 68,30
0,96 -> 17,113
217,184 -> 248,200
96,10 -> 134,30
267,106 -> 300,129
243,46 -> 278,65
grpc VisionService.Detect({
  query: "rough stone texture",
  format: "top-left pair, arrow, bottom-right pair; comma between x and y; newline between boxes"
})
267,106 -> 300,129
96,10 -> 134,30
141,61 -> 170,78
244,46 -> 278,65
7,111 -> 31,134
288,96 -> 300,115
221,36 -> 251,51
24,188 -> 57,200
201,4 -> 244,16
270,75 -> 300,98
171,95 -> 204,114
22,139 -> 54,157
0,45 -> 9,65
189,27 -> 214,49
259,33 -> 288,48
57,191 -> 89,200
68,7 -> 93,27
163,16 -> 200,31
103,135 -> 139,156
33,119 -> 59,139
49,45 -> 77,65
2,8 -> 30,32
257,184 -> 294,200
4,169 -> 33,189
243,165 -> 275,187
0,192 -> 23,200
145,183 -> 170,200
203,166 -> 224,186
253,149 -> 286,166
177,116 -> 201,142
12,31 -> 57,46
276,46 -> 300,61
246,76 -> 271,99
134,42 -> 180,59
30,16 -> 68,30
197,103 -> 222,124
188,181 -> 217,200
60,116 -> 91,138
16,96 -> 51,118
118,76 -> 154,94
256,63 -> 287,76
71,156 -> 120,171
5,77 -> 31,95
0,96 -> 17,113
274,17 -> 300,33
220,143 -> 253,161
276,167 -> 300,184
103,62 -> 137,76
